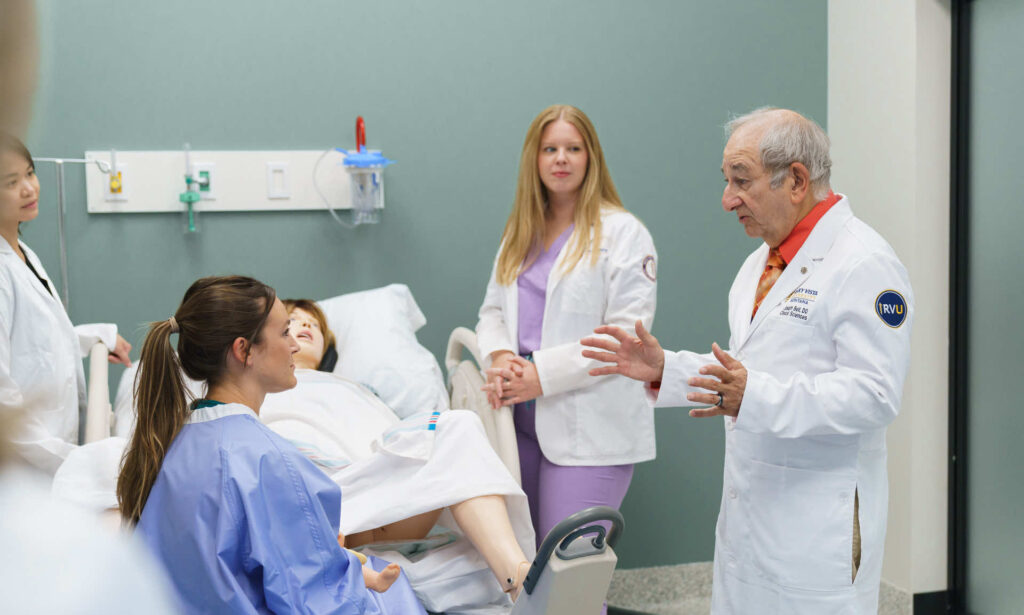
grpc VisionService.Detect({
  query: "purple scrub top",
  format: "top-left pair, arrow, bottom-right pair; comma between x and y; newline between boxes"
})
517,224 -> 575,355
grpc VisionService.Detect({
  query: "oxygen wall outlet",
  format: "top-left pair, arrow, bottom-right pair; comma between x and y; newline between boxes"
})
194,162 -> 216,200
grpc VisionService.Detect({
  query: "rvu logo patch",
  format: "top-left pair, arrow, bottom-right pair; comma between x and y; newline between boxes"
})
875,290 -> 907,328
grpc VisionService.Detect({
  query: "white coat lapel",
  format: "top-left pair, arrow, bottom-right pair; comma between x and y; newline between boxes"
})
742,257 -> 813,344
503,276 -> 519,354
731,244 -> 767,347
0,237 -> 60,308
20,243 -> 64,308
544,224 -> 580,298
739,197 -> 852,346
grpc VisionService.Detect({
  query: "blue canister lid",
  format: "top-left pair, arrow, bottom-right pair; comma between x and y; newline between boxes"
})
336,147 -> 396,168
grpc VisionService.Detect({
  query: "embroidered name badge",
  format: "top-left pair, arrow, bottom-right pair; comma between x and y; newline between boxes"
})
875,290 -> 908,328
779,287 -> 818,321
642,255 -> 657,282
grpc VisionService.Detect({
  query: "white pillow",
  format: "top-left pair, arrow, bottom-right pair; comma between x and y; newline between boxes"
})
317,284 -> 449,419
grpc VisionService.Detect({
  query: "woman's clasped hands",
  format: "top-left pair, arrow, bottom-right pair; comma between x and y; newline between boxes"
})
482,352 -> 544,409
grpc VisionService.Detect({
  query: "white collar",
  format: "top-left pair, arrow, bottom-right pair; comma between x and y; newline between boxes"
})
187,401 -> 258,425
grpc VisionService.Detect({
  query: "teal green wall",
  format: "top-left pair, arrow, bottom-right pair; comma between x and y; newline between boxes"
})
25,0 -> 825,567
966,0 -> 1024,611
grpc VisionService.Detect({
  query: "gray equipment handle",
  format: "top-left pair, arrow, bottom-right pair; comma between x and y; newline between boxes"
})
522,505 -> 624,596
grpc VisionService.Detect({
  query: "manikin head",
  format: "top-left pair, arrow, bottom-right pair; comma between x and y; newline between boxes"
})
283,299 -> 337,371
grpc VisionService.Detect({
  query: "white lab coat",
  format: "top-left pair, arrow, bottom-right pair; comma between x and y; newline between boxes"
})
0,237 -> 116,475
477,209 -> 658,465
655,196 -> 913,614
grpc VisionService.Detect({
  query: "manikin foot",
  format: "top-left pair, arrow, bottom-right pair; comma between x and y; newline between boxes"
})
505,561 -> 532,601
364,563 -> 401,593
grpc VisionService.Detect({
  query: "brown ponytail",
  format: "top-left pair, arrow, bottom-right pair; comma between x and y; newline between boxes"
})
117,275 -> 276,524
117,319 -> 187,523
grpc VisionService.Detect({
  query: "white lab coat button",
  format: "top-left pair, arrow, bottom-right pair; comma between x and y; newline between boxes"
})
728,487 -> 737,499
726,418 -> 735,431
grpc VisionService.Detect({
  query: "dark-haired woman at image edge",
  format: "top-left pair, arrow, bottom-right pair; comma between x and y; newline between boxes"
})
116,276 -> 425,614
0,133 -> 132,476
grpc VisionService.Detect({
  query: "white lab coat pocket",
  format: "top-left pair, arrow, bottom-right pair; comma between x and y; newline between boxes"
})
745,459 -> 854,591
756,319 -> 815,376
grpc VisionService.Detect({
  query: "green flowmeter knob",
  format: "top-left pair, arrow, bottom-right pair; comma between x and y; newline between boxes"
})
179,190 -> 201,204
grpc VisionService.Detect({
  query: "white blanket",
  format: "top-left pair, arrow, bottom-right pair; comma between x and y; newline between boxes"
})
262,369 -> 536,615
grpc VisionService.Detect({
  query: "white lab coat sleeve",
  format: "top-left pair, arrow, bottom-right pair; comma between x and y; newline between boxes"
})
534,216 -> 658,397
649,349 -> 717,407
736,253 -> 914,438
74,323 -> 117,357
475,256 -> 515,369
0,273 -> 75,474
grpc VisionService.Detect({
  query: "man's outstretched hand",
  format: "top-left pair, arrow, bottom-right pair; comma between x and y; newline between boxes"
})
581,320 -> 665,383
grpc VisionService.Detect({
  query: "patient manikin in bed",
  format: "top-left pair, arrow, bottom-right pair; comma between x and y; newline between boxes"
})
260,300 -> 535,614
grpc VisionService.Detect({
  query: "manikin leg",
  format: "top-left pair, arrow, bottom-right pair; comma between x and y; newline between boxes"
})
344,495 -> 529,597
451,494 -> 530,598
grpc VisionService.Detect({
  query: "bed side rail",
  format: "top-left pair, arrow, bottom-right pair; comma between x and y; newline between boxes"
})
445,326 -> 520,484
84,342 -> 113,443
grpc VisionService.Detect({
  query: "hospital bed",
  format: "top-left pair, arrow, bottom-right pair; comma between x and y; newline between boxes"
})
83,342 -> 114,444
445,327 -> 520,484
77,286 -> 623,614
445,326 -> 623,615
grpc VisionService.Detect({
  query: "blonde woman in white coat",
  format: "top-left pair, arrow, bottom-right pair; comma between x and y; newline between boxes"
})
0,133 -> 131,475
477,105 -> 657,558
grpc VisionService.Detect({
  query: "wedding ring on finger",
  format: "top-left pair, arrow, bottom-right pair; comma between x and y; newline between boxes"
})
717,392 -> 724,407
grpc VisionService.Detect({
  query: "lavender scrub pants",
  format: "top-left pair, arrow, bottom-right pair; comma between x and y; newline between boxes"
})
513,399 -> 634,548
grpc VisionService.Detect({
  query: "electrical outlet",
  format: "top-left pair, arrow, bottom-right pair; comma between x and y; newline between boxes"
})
194,162 -> 216,200
266,162 -> 290,199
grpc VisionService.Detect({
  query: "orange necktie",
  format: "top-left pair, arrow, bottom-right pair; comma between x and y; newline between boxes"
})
751,247 -> 786,320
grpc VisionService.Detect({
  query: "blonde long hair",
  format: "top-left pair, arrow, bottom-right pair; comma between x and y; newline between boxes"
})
495,105 -> 625,285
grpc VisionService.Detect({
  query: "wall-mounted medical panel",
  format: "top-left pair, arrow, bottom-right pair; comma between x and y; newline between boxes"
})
84,150 -> 370,213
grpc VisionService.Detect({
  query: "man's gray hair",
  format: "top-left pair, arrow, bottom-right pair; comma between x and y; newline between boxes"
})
726,107 -> 832,200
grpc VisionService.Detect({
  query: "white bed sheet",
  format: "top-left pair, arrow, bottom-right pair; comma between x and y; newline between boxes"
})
261,369 -> 535,614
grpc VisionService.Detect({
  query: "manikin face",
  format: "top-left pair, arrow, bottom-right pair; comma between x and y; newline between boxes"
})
0,150 -> 40,231
288,307 -> 326,369
537,119 -> 589,202
720,125 -> 799,247
248,298 -> 299,393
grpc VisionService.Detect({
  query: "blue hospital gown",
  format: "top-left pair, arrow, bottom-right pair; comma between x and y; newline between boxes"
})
136,401 -> 425,614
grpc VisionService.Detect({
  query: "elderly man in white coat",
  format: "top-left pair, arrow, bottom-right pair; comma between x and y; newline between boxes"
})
581,107 -> 913,614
